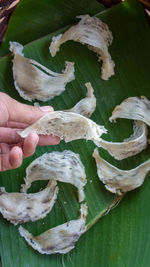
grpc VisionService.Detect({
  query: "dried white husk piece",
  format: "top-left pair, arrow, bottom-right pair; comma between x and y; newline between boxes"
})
19,203 -> 87,255
93,148 -> 150,195
109,96 -> 150,125
21,150 -> 86,202
65,82 -> 96,118
49,15 -> 115,80
0,180 -> 58,225
9,41 -> 75,102
19,111 -> 107,143
95,121 -> 148,160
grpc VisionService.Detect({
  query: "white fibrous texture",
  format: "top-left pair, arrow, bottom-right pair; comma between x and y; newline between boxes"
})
96,121 -> 148,160
19,111 -> 107,143
21,150 -> 87,202
19,204 -> 88,255
66,82 -> 96,118
93,148 -> 150,195
109,96 -> 150,125
49,15 -> 115,80
0,181 -> 58,225
9,41 -> 75,102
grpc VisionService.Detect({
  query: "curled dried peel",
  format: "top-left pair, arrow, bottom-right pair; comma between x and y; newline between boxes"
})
9,42 -> 75,102
66,82 -> 96,118
109,96 -> 150,125
49,15 -> 115,80
0,180 -> 58,225
96,121 -> 148,160
93,148 -> 150,195
21,150 -> 87,202
19,204 -> 87,255
19,111 -> 107,143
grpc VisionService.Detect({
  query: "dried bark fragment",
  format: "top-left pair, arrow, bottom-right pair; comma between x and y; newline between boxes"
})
19,204 -> 88,255
9,42 -> 75,102
0,180 -> 58,225
19,111 -> 107,143
109,96 -> 150,125
21,150 -> 86,202
66,82 -> 96,118
49,15 -> 115,80
96,121 -> 148,160
93,148 -> 150,195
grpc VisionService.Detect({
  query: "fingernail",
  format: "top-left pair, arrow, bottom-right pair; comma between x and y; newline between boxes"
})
39,106 -> 54,112
13,147 -> 22,161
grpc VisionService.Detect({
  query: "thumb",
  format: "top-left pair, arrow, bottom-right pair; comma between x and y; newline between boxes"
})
1,93 -> 53,125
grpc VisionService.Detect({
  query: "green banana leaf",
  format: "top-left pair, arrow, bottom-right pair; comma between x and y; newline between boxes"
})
0,0 -> 150,266
0,0 -> 105,57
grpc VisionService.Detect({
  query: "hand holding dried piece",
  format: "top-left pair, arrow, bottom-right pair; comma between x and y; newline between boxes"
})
0,92 -> 59,172
49,15 -> 115,80
19,203 -> 88,255
10,42 -> 75,102
93,148 -> 150,195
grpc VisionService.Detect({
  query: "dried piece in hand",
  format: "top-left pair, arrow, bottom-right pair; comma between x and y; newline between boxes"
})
93,148 -> 150,195
49,15 -> 115,80
109,96 -> 150,125
19,204 -> 88,255
21,150 -> 86,202
96,121 -> 148,160
19,111 -> 107,143
66,82 -> 96,118
0,180 -> 58,225
9,42 -> 75,102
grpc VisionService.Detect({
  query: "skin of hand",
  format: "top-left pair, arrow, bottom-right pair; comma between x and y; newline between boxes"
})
0,92 -> 60,171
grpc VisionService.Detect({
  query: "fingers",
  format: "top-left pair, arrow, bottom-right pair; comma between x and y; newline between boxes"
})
0,133 -> 39,171
0,94 -> 9,126
23,132 -> 39,158
0,92 -> 53,125
38,135 -> 60,146
0,127 -> 22,144
22,132 -> 60,157
0,144 -> 23,171
9,147 -> 23,169
0,131 -> 60,171
0,127 -> 60,146
6,121 -> 29,129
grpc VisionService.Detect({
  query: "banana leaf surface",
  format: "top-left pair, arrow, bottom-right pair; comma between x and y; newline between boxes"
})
0,0 -> 105,57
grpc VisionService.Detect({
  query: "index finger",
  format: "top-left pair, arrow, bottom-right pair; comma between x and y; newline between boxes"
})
1,93 -> 53,125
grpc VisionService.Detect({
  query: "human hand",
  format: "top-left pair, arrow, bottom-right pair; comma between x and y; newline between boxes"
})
0,92 -> 60,171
